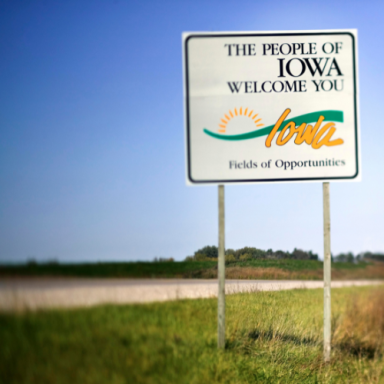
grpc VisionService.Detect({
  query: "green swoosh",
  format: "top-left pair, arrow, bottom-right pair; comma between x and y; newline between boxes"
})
203,110 -> 344,141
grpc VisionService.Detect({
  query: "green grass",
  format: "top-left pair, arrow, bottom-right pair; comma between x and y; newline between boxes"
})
0,259 -> 372,279
1,287 -> 384,383
0,261 -> 217,278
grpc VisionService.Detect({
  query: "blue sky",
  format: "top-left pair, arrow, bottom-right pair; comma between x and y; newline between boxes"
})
1,0 -> 383,263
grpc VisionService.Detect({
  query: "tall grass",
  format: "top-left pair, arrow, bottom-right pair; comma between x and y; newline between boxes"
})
1,287 -> 384,383
334,289 -> 384,359
198,262 -> 384,280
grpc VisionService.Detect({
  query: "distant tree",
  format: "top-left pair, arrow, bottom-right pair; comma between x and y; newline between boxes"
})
234,247 -> 266,260
346,252 -> 354,263
27,258 -> 37,266
287,248 -> 319,260
292,248 -> 309,260
184,245 -> 323,262
272,250 -> 289,259
184,246 -> 219,261
194,245 -> 218,259
360,252 -> 384,262
154,257 -> 174,262
334,252 -> 354,263
308,251 -> 319,260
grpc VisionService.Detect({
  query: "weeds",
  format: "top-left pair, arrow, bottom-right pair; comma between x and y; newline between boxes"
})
334,289 -> 384,358
195,262 -> 384,280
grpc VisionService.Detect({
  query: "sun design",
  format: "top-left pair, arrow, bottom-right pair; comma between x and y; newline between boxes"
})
218,107 -> 264,133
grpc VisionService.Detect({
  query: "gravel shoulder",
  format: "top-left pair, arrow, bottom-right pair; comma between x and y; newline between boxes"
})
0,278 -> 382,312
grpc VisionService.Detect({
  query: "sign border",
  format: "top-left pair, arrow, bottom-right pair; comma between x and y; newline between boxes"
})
184,31 -> 359,184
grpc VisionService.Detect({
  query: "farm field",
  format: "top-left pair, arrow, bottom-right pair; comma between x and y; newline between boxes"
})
1,286 -> 384,383
1,259 -> 384,280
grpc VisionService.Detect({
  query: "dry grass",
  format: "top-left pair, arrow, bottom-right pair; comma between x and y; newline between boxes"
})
334,288 -> 384,359
333,263 -> 384,280
225,266 -> 321,280
195,263 -> 384,280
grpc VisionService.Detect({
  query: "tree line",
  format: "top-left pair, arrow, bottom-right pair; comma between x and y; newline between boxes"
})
185,246 -> 318,262
185,246 -> 384,263
333,251 -> 384,263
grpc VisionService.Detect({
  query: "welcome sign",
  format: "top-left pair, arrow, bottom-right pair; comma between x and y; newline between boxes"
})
183,30 -> 360,184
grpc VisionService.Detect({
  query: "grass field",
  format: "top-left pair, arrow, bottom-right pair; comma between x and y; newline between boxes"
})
1,259 -> 384,280
1,286 -> 384,383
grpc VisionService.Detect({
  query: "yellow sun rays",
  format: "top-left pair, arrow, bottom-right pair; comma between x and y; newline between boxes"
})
218,107 -> 264,133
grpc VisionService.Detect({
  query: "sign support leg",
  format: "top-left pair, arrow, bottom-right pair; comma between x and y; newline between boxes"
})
218,184 -> 225,349
323,182 -> 331,362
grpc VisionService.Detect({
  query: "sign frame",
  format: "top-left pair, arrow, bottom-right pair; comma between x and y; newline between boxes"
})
183,30 -> 360,185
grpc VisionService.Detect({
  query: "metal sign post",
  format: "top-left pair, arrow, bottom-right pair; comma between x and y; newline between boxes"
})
218,185 -> 225,349
323,182 -> 331,362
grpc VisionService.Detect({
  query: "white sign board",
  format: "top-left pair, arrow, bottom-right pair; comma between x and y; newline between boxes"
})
183,30 -> 360,184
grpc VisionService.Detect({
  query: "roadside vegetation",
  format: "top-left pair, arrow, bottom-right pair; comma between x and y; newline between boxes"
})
1,286 -> 384,383
2,246 -> 384,280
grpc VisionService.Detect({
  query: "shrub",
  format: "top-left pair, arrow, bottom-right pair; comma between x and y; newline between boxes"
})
234,247 -> 266,260
239,253 -> 251,261
193,253 -> 212,262
225,254 -> 236,263
193,246 -> 218,259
